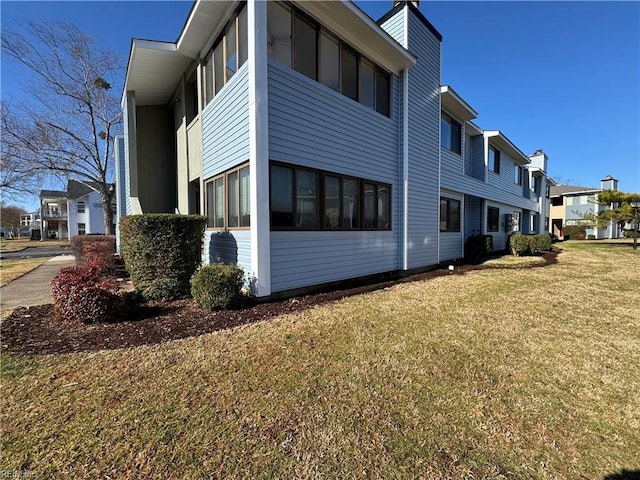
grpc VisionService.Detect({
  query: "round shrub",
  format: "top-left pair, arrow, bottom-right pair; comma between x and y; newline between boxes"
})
509,234 -> 530,256
531,234 -> 552,252
191,264 -> 245,311
120,214 -> 207,300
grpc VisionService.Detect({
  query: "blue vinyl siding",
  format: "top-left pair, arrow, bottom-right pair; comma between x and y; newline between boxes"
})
202,63 -> 250,179
469,135 -> 485,181
464,195 -> 483,241
486,201 -> 518,251
487,148 -> 523,198
203,230 -> 251,281
405,11 -> 441,269
439,190 -> 463,262
380,11 -> 405,45
268,61 -> 401,293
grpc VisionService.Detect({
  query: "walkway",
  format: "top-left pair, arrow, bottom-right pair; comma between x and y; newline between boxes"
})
0,255 -> 76,310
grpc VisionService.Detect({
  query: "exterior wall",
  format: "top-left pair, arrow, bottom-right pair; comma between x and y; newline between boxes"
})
380,10 -> 405,45
405,10 -> 441,269
464,195 -> 483,240
267,60 -> 401,292
439,189 -> 463,262
486,148 -> 524,199
486,200 -> 519,251
204,230 -> 252,281
469,135 -> 485,181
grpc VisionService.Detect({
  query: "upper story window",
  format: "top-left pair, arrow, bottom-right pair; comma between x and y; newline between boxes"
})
441,112 -> 461,154
545,185 -> 550,198
531,175 -> 539,193
77,202 -> 85,214
514,165 -> 523,185
267,2 -> 391,117
202,5 -> 248,107
550,197 -> 563,206
488,146 -> 500,174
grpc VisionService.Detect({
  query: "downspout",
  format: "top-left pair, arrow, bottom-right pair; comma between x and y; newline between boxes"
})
402,5 -> 409,271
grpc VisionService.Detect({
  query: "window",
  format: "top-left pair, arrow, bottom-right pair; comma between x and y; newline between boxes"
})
551,196 -> 563,206
270,162 -> 390,231
267,2 -> 392,117
544,217 -> 549,231
487,206 -> 500,232
205,164 -> 250,229
77,202 -> 85,214
512,211 -> 521,231
202,6 -> 248,106
545,185 -> 550,199
440,197 -> 461,232
441,112 -> 461,154
78,222 -> 86,235
531,175 -> 539,193
488,146 -> 500,174
514,165 -> 523,185
530,214 -> 537,232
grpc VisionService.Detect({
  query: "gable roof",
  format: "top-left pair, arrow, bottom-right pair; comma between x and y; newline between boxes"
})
40,189 -> 67,199
549,185 -> 599,197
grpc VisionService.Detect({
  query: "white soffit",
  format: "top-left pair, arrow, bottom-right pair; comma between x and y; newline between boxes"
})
177,1 -> 234,58
440,86 -> 477,121
125,39 -> 192,106
299,1 -> 415,75
484,130 -> 530,165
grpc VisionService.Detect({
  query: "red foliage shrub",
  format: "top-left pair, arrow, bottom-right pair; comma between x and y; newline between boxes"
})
82,241 -> 118,276
51,266 -> 127,323
70,235 -> 116,262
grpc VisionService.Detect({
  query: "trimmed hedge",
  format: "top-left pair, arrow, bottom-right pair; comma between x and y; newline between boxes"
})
51,266 -> 127,323
70,234 -> 116,262
191,264 -> 245,311
562,226 -> 586,240
510,234 -> 552,256
465,235 -> 493,260
82,241 -> 119,276
119,214 -> 207,300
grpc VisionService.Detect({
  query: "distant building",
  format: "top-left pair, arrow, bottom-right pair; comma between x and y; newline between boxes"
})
549,175 -> 620,239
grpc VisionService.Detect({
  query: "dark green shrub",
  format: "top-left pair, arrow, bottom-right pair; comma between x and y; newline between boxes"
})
623,230 -> 638,238
530,234 -> 552,252
587,234 -> 596,240
191,264 -> 245,311
562,226 -> 586,240
465,235 -> 493,260
119,214 -> 207,300
70,234 -> 116,262
510,234 -> 530,256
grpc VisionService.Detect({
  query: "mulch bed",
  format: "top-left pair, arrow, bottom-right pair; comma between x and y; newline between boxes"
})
1,251 -> 558,355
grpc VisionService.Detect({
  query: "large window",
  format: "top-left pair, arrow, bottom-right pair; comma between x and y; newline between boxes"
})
487,206 -> 500,232
202,5 -> 248,106
488,146 -> 500,174
267,2 -> 391,116
270,162 -> 390,231
440,112 -> 461,154
205,164 -> 250,229
440,197 -> 461,232
514,165 -> 523,185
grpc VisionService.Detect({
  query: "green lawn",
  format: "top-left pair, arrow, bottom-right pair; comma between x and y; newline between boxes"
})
1,241 -> 638,479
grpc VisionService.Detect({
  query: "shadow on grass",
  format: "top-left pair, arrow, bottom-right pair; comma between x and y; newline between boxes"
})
604,470 -> 640,480
2,250 -> 560,355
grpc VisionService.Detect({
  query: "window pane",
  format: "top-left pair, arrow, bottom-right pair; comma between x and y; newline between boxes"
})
238,7 -> 248,67
359,58 -> 375,109
343,178 -> 359,228
214,42 -> 224,94
341,45 -> 358,100
488,147 -> 496,172
239,166 -> 250,227
225,20 -> 237,82
441,117 -> 452,150
77,202 -> 85,213
203,53 -> 213,104
228,170 -> 239,227
440,198 -> 448,231
377,185 -> 390,229
206,181 -> 214,227
267,2 -> 291,67
319,31 -> 340,92
293,14 -> 317,80
271,165 -> 294,227
296,170 -> 317,228
324,175 -> 340,228
215,177 -> 224,227
375,69 -> 390,116
364,182 -> 375,228
450,120 -> 461,154
450,199 -> 460,231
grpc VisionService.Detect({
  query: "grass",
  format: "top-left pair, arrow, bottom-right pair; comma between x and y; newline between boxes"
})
0,257 -> 50,287
1,242 -> 639,479
0,238 -> 69,253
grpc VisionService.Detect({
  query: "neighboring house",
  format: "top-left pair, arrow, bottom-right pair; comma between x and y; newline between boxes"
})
40,180 -> 115,240
119,0 -> 552,298
549,175 -> 620,239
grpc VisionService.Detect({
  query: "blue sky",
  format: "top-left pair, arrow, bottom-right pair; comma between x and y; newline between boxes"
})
2,0 -> 639,211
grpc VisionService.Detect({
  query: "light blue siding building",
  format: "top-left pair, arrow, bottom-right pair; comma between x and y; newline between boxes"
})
119,0 -> 552,298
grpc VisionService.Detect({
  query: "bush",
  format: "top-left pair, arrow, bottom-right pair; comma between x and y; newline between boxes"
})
562,226 -> 586,240
623,230 -> 637,238
191,264 -> 246,311
510,234 -> 552,256
465,235 -> 493,260
51,266 -> 127,323
81,241 -> 119,276
509,234 -> 530,256
120,214 -> 207,300
587,234 -> 596,240
70,235 -> 116,262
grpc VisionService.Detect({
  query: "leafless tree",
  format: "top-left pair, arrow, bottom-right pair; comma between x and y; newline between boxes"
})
2,21 -> 122,234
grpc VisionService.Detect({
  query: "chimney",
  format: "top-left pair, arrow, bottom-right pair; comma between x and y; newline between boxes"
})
393,0 -> 420,8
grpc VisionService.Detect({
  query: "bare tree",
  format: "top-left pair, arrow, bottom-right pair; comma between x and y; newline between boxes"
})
2,21 -> 122,234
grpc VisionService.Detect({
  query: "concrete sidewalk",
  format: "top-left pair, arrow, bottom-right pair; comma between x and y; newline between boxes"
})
0,255 -> 76,310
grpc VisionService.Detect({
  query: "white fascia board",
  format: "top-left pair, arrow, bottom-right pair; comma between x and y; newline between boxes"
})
440,85 -> 477,121
484,130 -> 530,165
